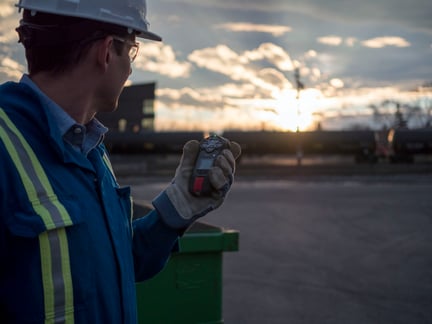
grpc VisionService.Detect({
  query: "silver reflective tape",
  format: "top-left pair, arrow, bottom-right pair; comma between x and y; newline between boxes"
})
48,230 -> 67,322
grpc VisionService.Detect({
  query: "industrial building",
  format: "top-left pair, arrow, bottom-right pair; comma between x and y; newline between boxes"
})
97,82 -> 156,133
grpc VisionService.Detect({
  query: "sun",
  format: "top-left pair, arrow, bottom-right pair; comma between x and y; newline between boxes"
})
272,88 -> 319,131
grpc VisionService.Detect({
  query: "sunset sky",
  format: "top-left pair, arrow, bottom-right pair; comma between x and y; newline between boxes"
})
1,0 -> 431,133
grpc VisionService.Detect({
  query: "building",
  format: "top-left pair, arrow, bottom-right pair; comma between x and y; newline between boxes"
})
97,82 -> 156,132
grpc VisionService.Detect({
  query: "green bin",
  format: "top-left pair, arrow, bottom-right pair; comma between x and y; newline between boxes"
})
135,221 -> 239,324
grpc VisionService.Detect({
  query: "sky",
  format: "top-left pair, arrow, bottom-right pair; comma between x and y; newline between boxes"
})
1,0 -> 431,133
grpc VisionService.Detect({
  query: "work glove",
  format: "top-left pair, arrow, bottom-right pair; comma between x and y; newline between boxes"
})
153,138 -> 241,229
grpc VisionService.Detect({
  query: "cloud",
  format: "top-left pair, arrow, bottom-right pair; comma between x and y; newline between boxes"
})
244,43 -> 294,71
133,42 -> 192,78
316,35 -> 411,49
0,57 -> 25,81
157,87 -> 222,108
361,37 -> 411,48
188,44 -> 242,75
158,0 -> 432,33
156,82 -> 258,108
345,37 -> 357,47
317,36 -> 343,46
154,83 -> 264,132
330,78 -> 344,88
0,0 -> 15,18
214,22 -> 292,37
305,50 -> 317,58
0,1 -> 20,44
188,43 -> 294,94
187,42 -> 295,75
1,0 -> 429,132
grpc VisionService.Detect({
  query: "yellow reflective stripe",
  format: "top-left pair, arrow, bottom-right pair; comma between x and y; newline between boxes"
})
102,151 -> 116,181
0,109 -> 73,229
102,151 -> 135,222
40,230 -> 74,324
0,108 -> 74,323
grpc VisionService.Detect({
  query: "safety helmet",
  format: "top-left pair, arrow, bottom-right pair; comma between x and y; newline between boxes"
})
15,0 -> 161,41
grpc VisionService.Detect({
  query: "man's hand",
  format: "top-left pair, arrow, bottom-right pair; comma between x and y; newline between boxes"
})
153,138 -> 241,229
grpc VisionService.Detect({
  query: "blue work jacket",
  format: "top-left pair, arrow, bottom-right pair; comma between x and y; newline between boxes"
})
0,81 -> 180,323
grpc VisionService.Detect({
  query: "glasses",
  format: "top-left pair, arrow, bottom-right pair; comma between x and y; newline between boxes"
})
112,36 -> 140,63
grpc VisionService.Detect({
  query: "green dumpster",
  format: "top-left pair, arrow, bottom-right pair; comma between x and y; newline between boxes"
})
135,221 -> 239,324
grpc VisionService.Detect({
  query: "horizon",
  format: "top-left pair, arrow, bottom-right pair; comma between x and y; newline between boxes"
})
1,0 -> 431,132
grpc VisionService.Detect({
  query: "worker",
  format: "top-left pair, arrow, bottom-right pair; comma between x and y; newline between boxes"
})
0,0 -> 241,323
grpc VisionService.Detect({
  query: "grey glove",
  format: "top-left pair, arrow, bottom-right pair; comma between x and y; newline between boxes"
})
154,138 -> 241,229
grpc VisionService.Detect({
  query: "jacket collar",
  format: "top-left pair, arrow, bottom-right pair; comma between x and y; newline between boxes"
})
19,75 -> 108,156
0,79 -> 98,171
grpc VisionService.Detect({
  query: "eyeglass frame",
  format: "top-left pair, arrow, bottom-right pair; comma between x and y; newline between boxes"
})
111,35 -> 140,63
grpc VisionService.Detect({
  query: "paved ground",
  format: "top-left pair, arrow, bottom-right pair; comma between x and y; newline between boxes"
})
209,178 -> 432,324
115,156 -> 432,324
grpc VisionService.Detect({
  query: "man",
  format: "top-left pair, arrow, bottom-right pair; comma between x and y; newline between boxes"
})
0,0 -> 241,323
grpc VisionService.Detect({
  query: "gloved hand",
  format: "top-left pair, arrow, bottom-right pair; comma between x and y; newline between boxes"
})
153,138 -> 241,229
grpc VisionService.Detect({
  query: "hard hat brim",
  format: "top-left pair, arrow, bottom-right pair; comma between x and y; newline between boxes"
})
138,30 -> 162,42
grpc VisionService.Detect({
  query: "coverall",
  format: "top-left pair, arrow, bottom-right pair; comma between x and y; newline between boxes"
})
0,78 -> 181,323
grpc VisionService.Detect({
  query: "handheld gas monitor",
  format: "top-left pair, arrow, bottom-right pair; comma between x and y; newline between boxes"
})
189,135 -> 229,196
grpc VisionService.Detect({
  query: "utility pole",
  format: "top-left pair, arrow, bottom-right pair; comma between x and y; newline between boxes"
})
294,67 -> 304,166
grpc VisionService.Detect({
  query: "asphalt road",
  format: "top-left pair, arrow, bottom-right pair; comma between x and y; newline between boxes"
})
115,157 -> 432,324
208,178 -> 432,324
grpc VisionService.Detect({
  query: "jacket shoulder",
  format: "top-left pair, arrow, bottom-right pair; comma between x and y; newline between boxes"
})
0,81 -> 47,130
0,81 -> 39,110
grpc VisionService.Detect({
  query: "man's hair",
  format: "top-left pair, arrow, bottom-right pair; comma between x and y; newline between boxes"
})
17,10 -> 131,75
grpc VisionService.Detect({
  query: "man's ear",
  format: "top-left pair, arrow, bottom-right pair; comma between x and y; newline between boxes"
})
96,36 -> 113,71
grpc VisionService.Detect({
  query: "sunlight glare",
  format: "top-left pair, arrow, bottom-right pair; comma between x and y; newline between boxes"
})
272,89 -> 319,131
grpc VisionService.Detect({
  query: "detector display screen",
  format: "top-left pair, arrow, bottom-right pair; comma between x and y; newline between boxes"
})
197,157 -> 214,170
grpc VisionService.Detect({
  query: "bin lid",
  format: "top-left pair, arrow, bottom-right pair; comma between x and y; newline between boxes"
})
179,221 -> 239,253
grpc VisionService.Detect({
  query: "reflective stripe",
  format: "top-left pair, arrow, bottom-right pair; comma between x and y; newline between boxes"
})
40,229 -> 74,324
102,151 -> 116,181
0,108 -> 75,323
102,151 -> 134,221
0,109 -> 72,230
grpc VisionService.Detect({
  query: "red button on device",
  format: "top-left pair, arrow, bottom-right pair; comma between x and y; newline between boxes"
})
193,176 -> 205,193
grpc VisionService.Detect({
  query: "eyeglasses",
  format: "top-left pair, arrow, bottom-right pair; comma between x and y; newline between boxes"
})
112,36 -> 140,63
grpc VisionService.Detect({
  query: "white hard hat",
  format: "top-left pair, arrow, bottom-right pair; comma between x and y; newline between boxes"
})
15,0 -> 161,41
